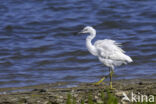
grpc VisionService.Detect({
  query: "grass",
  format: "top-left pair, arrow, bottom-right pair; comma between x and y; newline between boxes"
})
66,89 -> 155,104
66,89 -> 118,104
66,93 -> 76,104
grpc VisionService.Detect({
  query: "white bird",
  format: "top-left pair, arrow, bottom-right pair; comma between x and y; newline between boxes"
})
79,26 -> 133,89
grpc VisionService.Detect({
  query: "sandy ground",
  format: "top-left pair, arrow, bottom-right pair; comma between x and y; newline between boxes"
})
0,79 -> 155,104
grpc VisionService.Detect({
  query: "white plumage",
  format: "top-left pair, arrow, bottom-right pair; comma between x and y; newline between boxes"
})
79,26 -> 133,88
94,39 -> 133,67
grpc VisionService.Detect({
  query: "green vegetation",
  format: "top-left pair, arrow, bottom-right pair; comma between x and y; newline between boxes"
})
66,93 -> 76,104
66,89 -> 118,104
66,89 -> 155,104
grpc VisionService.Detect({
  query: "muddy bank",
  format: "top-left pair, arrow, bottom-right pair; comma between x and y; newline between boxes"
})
0,79 -> 155,104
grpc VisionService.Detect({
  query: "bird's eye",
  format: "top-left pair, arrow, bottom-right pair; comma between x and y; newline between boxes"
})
84,29 -> 88,31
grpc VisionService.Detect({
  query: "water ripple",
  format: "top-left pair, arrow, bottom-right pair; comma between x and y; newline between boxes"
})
0,0 -> 155,88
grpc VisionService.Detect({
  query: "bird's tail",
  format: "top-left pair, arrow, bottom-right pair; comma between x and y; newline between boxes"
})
125,55 -> 133,63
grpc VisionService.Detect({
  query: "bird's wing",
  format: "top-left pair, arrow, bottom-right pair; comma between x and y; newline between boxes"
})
94,39 -> 131,61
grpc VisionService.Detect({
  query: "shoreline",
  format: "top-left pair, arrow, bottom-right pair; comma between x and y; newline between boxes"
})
0,79 -> 155,104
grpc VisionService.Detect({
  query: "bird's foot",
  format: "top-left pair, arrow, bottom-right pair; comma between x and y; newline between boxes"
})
109,87 -> 116,90
109,82 -> 116,90
93,77 -> 106,85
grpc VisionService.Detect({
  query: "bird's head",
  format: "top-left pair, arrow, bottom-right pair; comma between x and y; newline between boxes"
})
79,26 -> 96,34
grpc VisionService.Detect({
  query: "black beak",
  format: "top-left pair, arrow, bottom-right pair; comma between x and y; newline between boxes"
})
73,31 -> 81,36
78,31 -> 83,34
73,29 -> 84,36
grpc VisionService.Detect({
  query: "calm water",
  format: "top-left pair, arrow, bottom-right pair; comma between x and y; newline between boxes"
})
0,0 -> 156,88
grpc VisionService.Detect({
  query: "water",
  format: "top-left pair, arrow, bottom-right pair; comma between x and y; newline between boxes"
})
0,0 -> 156,88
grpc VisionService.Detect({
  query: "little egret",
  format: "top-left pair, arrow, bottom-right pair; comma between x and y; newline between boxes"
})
79,26 -> 133,89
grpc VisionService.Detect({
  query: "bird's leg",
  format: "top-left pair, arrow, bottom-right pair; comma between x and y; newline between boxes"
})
109,69 -> 113,89
94,74 -> 109,85
109,67 -> 115,90
94,77 -> 106,85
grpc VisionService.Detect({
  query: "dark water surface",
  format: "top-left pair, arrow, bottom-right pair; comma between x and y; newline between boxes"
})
0,0 -> 156,88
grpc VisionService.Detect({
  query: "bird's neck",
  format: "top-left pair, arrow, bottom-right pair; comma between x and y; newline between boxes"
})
86,32 -> 97,56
